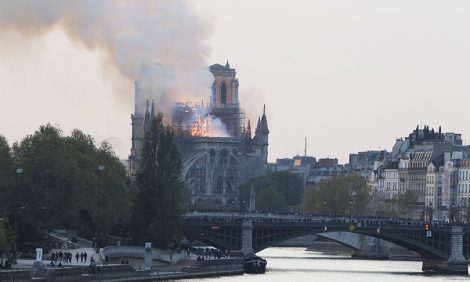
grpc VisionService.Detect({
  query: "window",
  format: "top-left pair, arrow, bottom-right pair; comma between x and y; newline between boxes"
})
221,81 -> 227,104
216,176 -> 224,194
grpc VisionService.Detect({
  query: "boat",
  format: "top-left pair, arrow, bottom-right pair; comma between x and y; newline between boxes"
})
243,254 -> 267,274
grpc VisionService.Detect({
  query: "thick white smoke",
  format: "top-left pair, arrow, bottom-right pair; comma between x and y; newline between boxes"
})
0,0 -> 214,115
137,62 -> 213,116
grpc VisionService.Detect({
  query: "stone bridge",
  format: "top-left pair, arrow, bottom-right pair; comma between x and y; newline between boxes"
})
182,212 -> 470,274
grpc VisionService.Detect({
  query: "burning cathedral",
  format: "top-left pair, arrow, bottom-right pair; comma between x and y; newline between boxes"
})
129,62 -> 269,209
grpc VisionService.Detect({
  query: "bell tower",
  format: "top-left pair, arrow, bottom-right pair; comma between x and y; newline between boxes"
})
209,61 -> 239,107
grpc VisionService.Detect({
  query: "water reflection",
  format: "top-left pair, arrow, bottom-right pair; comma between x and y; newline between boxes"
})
173,247 -> 469,282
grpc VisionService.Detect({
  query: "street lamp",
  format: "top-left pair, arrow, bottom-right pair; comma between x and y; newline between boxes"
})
428,202 -> 433,222
96,165 -> 104,253
13,168 -> 23,265
450,202 -> 455,224
193,190 -> 198,211
349,199 -> 353,223
323,200 -> 327,216
242,200 -> 246,220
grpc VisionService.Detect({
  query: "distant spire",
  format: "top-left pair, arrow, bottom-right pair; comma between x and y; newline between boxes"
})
263,104 -> 266,115
304,137 -> 307,156
143,99 -> 151,131
151,100 -> 155,117
225,60 -> 230,68
245,119 -> 252,142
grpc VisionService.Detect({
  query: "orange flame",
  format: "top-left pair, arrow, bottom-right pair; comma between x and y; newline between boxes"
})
191,115 -> 210,137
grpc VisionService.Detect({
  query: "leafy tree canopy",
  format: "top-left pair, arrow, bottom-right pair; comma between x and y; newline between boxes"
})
130,114 -> 185,248
239,171 -> 303,212
256,187 -> 285,212
0,136 -> 15,213
302,175 -> 371,216
1,124 -> 131,252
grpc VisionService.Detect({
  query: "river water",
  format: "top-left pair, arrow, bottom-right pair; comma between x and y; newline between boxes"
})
174,247 -> 470,282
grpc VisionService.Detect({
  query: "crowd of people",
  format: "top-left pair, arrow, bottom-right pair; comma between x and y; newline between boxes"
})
195,247 -> 227,261
49,250 -> 89,267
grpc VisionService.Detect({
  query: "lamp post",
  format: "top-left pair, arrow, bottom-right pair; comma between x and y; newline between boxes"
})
96,165 -> 104,253
13,168 -> 23,265
193,190 -> 198,211
242,200 -> 246,220
323,200 -> 327,216
450,202 -> 455,224
428,202 -> 433,222
231,200 -> 235,220
349,199 -> 353,223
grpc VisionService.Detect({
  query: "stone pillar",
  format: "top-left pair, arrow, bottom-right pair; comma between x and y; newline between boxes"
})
242,221 -> 253,255
448,226 -> 466,262
144,242 -> 152,271
422,226 -> 468,274
33,248 -> 45,273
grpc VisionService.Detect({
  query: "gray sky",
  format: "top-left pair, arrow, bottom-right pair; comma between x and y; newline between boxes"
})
1,1 -> 470,163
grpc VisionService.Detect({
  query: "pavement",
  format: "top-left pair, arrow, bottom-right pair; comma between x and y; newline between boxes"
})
9,247 -> 102,269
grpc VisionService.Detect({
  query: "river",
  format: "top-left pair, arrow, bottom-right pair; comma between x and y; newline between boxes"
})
173,247 -> 469,282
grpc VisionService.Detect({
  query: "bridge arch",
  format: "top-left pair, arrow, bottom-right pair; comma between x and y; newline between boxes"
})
315,232 -> 362,252
251,224 -> 449,260
182,217 -> 452,261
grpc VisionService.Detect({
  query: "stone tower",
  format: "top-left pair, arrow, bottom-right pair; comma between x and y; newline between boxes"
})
210,61 -> 239,107
208,61 -> 243,138
129,82 -> 155,176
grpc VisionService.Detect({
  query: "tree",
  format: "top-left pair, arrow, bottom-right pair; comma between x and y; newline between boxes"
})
130,114 -> 185,248
0,219 -> 13,256
239,171 -> 303,212
302,175 -> 371,216
0,136 -> 15,255
389,191 -> 417,217
0,135 -> 15,214
6,124 -> 131,251
256,187 -> 285,212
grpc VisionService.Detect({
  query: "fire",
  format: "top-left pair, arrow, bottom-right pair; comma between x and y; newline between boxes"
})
191,115 -> 210,137
190,114 -> 230,138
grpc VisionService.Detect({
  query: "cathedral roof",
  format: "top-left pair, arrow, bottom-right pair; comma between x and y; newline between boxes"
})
210,63 -> 226,69
209,63 -> 235,73
209,63 -> 233,71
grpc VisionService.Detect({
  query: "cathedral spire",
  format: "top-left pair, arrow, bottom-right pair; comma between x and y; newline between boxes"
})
151,100 -> 155,118
225,60 -> 230,68
246,119 -> 252,139
143,99 -> 151,131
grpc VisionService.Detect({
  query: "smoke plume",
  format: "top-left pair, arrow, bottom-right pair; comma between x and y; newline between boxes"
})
0,0 -> 214,115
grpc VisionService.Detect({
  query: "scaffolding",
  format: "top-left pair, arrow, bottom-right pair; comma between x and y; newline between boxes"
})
172,101 -> 246,138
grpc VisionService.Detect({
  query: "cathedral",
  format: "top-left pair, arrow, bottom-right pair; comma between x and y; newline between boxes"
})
129,62 -> 269,209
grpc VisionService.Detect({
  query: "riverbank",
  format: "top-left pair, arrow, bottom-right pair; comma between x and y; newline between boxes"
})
0,257 -> 244,281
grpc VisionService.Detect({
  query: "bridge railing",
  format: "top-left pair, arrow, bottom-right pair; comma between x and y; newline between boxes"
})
183,211 -> 448,229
